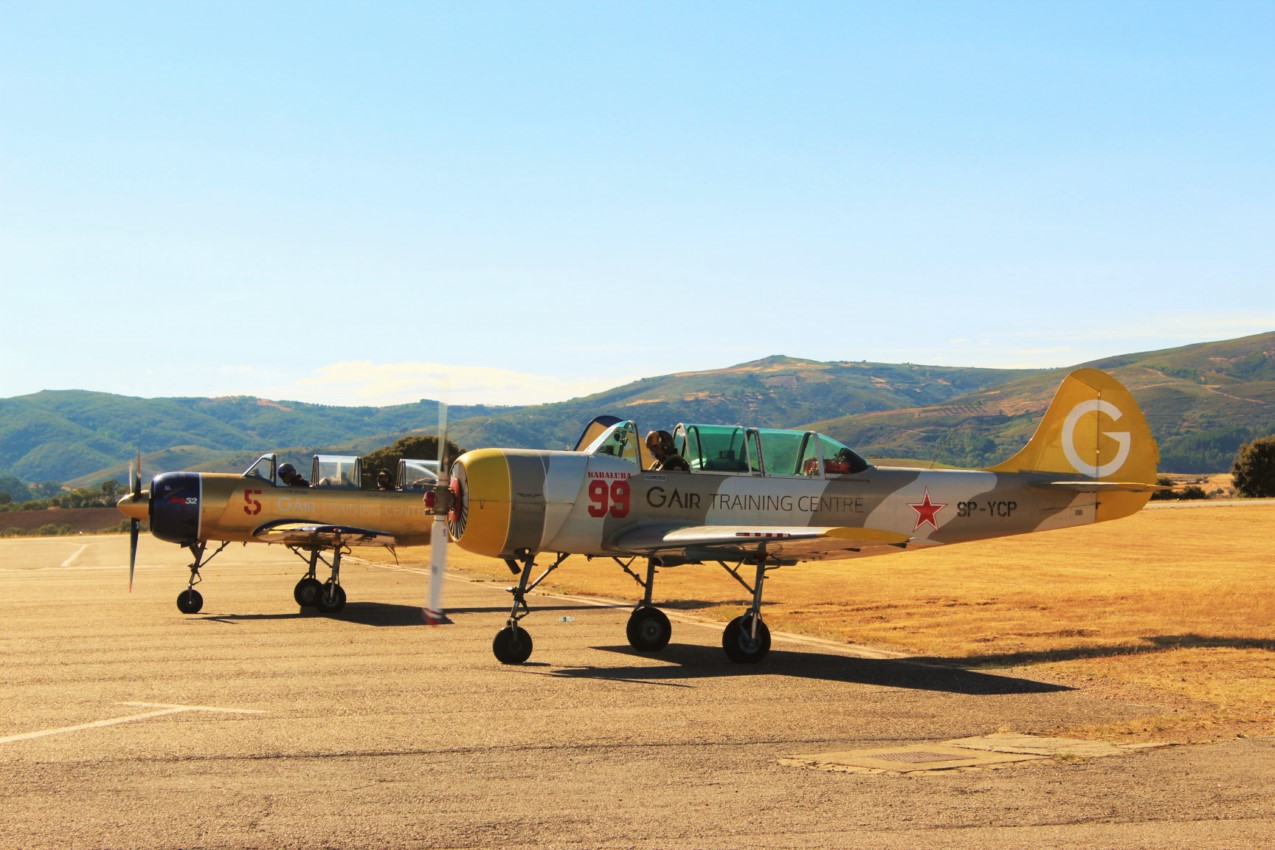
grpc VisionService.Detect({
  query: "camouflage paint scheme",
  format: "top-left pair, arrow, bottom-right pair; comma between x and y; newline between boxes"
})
441,369 -> 1161,664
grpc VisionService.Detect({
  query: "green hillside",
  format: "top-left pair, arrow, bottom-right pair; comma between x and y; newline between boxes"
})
4,332 -> 1273,488
0,392 -> 504,485
809,333 -> 1275,472
446,357 -> 1035,452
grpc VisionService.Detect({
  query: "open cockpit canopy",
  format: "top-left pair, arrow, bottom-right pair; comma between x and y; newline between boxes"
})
580,420 -> 870,478
311,455 -> 361,489
396,458 -> 439,491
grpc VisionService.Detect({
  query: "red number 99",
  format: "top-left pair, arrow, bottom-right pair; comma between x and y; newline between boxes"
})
587,480 -> 630,518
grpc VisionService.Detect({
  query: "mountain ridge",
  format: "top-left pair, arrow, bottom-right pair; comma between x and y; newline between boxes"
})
2,332 -> 1272,487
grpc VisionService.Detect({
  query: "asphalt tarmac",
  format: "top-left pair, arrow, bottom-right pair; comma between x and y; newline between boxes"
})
2,535 -> 1272,849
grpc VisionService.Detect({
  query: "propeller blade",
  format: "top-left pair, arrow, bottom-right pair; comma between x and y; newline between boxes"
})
132,451 -> 142,499
127,451 -> 143,591
425,513 -> 447,624
129,518 -> 139,592
425,401 -> 448,624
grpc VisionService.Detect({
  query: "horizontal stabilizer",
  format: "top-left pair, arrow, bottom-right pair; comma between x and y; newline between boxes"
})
1030,481 -> 1170,494
253,521 -> 397,547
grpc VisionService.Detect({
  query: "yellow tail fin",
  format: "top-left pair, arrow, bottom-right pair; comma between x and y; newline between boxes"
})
991,369 -> 1159,519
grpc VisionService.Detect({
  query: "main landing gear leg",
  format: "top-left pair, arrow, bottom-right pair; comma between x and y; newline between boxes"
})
290,546 -> 346,614
621,557 -> 672,653
317,547 -> 347,614
720,556 -> 775,663
293,549 -> 323,608
492,550 -> 569,665
175,540 -> 229,614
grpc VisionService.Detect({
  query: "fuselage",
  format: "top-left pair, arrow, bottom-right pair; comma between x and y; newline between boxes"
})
131,471 -> 432,547
447,448 -> 1111,561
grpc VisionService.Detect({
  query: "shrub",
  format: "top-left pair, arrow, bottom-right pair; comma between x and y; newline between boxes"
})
1232,435 -> 1275,498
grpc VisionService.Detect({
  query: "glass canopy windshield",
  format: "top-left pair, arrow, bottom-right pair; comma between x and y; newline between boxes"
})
678,425 -> 755,472
754,428 -> 870,477
582,420 -> 643,466
582,420 -> 869,477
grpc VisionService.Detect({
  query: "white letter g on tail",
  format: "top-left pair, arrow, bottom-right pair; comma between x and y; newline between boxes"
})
1063,400 -> 1131,478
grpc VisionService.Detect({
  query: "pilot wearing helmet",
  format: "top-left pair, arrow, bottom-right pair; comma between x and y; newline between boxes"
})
645,430 -> 690,472
278,462 -> 310,487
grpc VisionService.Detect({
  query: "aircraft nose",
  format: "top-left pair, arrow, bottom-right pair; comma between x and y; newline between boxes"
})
447,449 -> 513,557
117,491 -> 149,521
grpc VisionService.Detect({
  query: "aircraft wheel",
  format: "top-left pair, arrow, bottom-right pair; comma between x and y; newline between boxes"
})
294,577 -> 323,607
493,626 -> 533,664
317,582 -> 346,614
722,615 -> 770,663
176,589 -> 204,615
626,607 -> 671,652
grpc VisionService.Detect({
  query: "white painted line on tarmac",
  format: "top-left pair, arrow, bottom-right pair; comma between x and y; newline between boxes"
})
59,544 -> 88,568
118,701 -> 265,714
0,702 -> 264,746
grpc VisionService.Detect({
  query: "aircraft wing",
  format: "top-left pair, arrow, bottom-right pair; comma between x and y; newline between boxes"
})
612,524 -> 910,562
252,522 -> 399,547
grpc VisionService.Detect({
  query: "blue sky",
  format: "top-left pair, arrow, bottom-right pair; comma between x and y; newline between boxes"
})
2,1 -> 1272,406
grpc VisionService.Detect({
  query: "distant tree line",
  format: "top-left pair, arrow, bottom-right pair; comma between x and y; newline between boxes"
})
1149,477 -> 1210,501
0,478 -> 122,512
359,435 -> 465,490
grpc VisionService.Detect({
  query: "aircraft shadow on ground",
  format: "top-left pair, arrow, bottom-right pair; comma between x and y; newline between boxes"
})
908,633 -> 1275,670
548,643 -> 1070,695
198,600 -> 605,628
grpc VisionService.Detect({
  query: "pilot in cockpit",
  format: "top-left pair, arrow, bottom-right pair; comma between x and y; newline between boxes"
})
279,463 -> 310,487
645,430 -> 690,472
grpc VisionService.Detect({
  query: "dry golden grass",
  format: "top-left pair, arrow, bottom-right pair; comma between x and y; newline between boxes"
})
378,502 -> 1275,744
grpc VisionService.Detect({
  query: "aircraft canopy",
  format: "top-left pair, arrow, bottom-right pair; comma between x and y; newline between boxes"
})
582,420 -> 871,478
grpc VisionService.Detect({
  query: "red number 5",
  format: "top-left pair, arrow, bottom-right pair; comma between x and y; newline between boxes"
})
243,489 -> 263,516
587,480 -> 630,519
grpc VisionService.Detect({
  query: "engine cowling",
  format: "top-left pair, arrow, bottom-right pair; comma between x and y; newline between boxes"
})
446,449 -> 515,557
148,472 -> 202,545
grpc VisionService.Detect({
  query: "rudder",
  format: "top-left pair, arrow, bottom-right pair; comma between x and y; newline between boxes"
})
990,369 -> 1159,512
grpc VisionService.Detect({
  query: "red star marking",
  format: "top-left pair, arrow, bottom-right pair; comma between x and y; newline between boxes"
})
909,487 -> 946,531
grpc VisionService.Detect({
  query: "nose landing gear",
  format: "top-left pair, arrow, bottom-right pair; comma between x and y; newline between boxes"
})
173,541 -> 230,614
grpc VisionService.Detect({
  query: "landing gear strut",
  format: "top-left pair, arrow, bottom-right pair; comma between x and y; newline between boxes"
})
289,545 -> 348,614
716,555 -> 779,663
614,552 -> 781,663
174,540 -> 229,614
618,557 -> 672,652
491,550 -> 570,664
484,547 -> 782,664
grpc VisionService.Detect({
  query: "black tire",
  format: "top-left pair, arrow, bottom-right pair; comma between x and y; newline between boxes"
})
626,607 -> 672,652
722,614 -> 770,663
317,582 -> 346,614
294,577 -> 323,607
176,589 -> 204,614
492,626 -> 534,664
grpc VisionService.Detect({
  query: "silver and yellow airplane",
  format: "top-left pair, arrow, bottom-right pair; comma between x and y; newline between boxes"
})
429,369 -> 1161,664
118,453 -> 435,614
